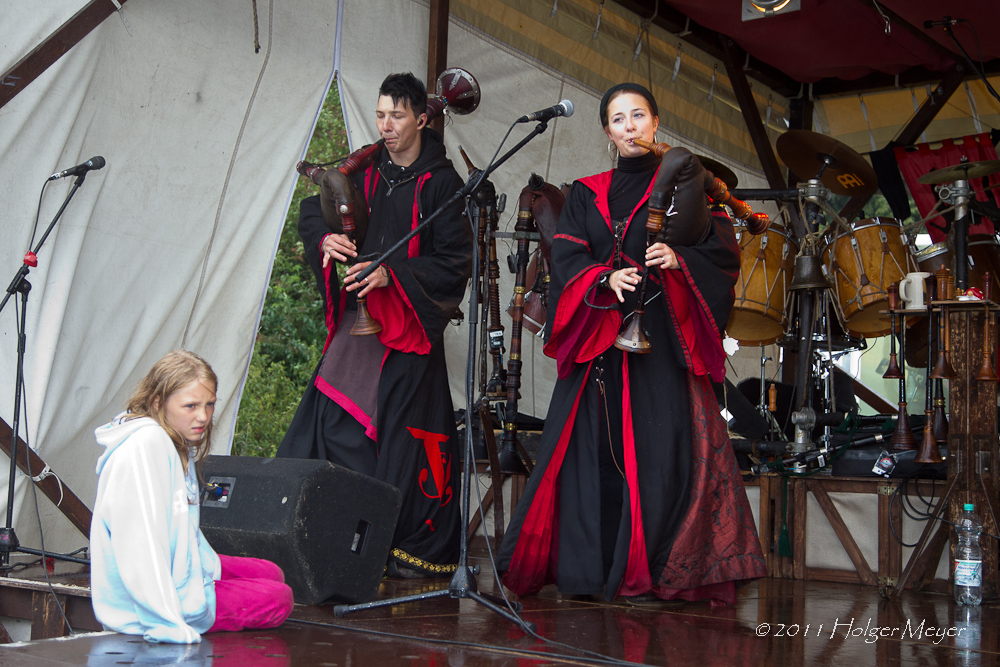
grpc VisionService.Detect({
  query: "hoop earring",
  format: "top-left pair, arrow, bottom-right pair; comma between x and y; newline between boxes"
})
608,140 -> 619,164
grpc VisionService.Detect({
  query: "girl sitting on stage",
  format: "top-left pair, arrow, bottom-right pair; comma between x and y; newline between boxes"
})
90,350 -> 293,643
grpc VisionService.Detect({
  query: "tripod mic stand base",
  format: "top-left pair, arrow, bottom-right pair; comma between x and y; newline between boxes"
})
332,563 -> 534,631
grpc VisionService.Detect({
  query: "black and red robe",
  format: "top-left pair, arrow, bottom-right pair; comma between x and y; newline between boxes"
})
497,164 -> 767,605
278,128 -> 471,571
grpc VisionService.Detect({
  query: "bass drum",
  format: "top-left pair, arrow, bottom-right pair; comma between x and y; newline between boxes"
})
904,234 -> 1000,367
726,222 -> 797,345
822,218 -> 916,338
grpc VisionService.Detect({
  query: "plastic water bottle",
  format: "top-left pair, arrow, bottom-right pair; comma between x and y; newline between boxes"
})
953,503 -> 983,606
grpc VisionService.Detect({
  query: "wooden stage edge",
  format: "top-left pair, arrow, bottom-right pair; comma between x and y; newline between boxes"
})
1,546 -> 998,666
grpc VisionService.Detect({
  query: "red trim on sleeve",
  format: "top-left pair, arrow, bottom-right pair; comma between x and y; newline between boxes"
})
675,256 -> 727,382
660,267 -> 708,377
543,266 -> 621,378
365,268 -> 431,354
553,233 -> 590,252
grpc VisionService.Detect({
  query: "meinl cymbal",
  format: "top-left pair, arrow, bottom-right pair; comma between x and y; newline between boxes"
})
916,160 -> 1000,185
776,129 -> 877,197
696,155 -> 739,190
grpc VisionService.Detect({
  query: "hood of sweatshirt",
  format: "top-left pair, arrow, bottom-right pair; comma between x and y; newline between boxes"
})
95,413 -> 160,476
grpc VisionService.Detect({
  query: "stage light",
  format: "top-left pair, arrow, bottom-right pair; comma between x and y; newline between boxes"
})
742,0 -> 801,21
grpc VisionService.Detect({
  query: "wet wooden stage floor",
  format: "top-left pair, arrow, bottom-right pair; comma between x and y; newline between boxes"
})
2,546 -> 997,666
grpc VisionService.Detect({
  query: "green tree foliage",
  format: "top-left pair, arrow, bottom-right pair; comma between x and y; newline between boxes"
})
232,82 -> 351,457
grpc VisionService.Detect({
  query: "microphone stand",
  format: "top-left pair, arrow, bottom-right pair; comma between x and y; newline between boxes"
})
333,121 -> 553,633
1,173 -> 92,566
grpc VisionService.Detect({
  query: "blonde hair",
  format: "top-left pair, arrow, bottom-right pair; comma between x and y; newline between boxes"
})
126,350 -> 218,467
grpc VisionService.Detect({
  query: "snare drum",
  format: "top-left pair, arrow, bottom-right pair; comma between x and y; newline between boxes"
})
726,223 -> 797,346
822,218 -> 916,338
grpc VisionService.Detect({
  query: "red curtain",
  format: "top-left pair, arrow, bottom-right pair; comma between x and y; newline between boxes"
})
893,134 -> 1000,243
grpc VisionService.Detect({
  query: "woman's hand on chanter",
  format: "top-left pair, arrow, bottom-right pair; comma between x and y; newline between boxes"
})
345,261 -> 390,297
321,233 -> 357,268
608,267 -> 641,303
645,242 -> 678,270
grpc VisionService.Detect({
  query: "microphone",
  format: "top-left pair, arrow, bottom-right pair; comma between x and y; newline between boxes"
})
924,16 -> 961,28
516,100 -> 574,124
48,156 -> 106,181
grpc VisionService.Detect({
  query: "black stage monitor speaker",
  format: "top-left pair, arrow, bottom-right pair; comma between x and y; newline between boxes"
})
199,456 -> 401,606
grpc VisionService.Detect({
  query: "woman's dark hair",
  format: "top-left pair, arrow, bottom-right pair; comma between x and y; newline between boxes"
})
599,82 -> 659,128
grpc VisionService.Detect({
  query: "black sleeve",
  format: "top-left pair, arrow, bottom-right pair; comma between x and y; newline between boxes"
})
391,167 -> 472,344
297,195 -> 337,314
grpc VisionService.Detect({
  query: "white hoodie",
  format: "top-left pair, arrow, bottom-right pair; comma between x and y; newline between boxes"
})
91,413 -> 221,643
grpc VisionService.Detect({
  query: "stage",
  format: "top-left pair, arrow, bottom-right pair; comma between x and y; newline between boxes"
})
0,544 -> 996,666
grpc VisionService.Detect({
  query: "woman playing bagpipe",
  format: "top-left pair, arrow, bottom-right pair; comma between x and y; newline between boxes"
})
497,83 -> 767,606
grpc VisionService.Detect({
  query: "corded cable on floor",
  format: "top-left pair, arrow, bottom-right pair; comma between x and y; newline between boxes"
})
288,617 -> 652,667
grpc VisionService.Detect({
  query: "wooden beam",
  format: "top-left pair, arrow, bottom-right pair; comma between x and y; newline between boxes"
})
834,367 -> 895,414
0,418 -> 92,539
806,479 -> 879,585
426,0 -> 450,134
718,36 -> 785,189
0,0 -> 129,110
894,63 -> 967,148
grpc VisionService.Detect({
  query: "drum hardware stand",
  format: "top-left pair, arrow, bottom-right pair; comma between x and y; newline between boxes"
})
335,115 -> 559,633
939,178 -> 973,290
786,180 -> 831,415
756,349 -> 784,441
1,173 -> 94,567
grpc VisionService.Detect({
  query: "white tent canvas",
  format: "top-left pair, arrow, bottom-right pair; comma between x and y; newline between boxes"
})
0,0 -> 343,552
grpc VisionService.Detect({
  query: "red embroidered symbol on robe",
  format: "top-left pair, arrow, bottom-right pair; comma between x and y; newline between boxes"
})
407,427 -> 453,506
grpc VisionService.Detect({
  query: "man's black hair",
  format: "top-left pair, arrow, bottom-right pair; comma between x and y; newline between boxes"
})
378,72 -> 427,119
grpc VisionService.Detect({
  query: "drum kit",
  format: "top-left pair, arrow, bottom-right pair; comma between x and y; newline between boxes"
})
726,129 -> 1000,459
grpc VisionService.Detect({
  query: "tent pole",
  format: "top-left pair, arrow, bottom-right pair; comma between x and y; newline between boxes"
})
426,0 -> 451,135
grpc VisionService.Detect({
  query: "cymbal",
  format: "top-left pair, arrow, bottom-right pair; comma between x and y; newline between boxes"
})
776,130 -> 877,198
916,160 -> 1000,185
696,155 -> 738,190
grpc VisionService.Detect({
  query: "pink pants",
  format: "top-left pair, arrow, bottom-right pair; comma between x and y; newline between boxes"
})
207,554 -> 294,633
